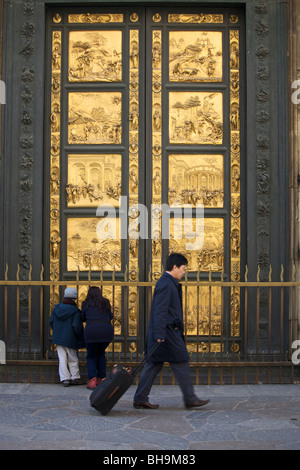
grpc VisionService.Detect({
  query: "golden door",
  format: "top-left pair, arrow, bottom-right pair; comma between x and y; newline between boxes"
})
47,7 -> 243,354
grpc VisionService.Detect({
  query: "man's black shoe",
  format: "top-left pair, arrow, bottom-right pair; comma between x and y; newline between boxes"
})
133,401 -> 159,409
185,399 -> 210,408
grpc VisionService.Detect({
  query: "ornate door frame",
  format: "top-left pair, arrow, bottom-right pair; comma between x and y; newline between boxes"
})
46,5 -> 244,354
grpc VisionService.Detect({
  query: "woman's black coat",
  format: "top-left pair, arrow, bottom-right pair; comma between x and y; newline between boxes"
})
81,301 -> 114,344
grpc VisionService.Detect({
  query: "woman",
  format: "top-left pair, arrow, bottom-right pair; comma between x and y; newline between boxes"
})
81,286 -> 114,390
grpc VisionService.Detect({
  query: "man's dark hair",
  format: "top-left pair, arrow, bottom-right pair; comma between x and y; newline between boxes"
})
165,253 -> 188,271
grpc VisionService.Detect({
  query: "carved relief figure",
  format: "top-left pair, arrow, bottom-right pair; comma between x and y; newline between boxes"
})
152,40 -> 161,68
230,103 -> 240,130
129,109 -> 139,130
50,167 -> 60,195
230,40 -> 239,69
50,102 -> 60,132
50,231 -> 61,259
153,171 -> 161,195
231,165 -> 240,192
153,108 -> 161,131
129,169 -> 138,193
52,43 -> 61,69
130,41 -> 139,68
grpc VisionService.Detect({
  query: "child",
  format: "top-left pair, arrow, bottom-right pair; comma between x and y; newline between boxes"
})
49,287 -> 84,386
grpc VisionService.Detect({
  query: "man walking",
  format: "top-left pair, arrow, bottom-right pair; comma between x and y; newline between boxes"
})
133,253 -> 210,409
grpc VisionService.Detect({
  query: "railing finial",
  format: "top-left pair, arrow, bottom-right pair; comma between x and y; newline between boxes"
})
292,264 -> 296,282
268,265 -> 272,282
280,264 -> 284,282
256,265 -> 260,282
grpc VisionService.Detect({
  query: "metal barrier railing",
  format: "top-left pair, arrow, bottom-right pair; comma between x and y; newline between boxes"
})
0,264 -> 299,384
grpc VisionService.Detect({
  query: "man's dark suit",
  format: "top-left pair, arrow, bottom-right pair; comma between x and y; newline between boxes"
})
133,272 -> 199,406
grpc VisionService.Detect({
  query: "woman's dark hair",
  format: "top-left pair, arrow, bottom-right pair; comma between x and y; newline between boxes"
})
84,286 -> 111,312
165,253 -> 188,271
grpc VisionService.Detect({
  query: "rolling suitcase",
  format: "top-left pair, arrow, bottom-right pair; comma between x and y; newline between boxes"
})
90,343 -> 160,415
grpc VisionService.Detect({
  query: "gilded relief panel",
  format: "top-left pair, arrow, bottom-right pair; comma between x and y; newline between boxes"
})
169,154 -> 223,208
68,92 -> 122,144
68,31 -> 122,82
50,30 -> 61,289
168,13 -> 223,24
182,286 -> 222,336
230,29 -> 241,336
151,28 -> 162,280
67,218 -> 121,271
169,31 -> 222,82
68,13 -> 123,23
128,27 -> 140,340
169,91 -> 223,144
169,218 -> 224,272
67,154 -> 121,207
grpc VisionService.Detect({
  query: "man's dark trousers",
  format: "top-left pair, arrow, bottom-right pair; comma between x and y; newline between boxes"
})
133,360 -> 198,405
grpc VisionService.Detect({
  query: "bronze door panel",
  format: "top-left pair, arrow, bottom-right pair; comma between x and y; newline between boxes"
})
47,7 -> 243,353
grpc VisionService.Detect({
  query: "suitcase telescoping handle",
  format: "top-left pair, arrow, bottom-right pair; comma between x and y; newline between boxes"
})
131,342 -> 160,378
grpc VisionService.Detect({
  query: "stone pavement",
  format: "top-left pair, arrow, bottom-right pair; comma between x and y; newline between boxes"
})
0,383 -> 300,451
